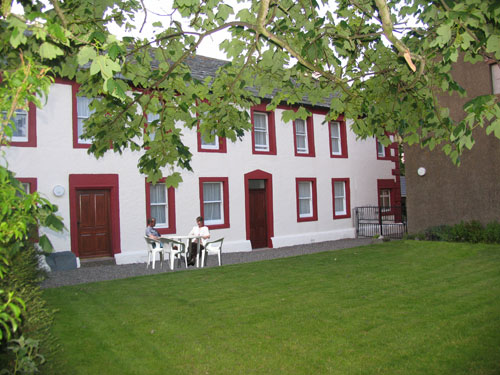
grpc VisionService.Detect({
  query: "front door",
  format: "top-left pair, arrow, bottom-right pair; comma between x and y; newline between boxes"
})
249,181 -> 268,248
76,189 -> 113,258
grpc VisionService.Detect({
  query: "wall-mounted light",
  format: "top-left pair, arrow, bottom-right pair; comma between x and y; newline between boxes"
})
53,185 -> 65,197
417,167 -> 426,177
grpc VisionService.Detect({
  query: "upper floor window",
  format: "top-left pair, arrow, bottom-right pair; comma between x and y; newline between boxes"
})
198,128 -> 227,153
2,103 -> 37,147
294,117 -> 315,157
251,104 -> 276,155
376,135 -> 394,160
199,177 -> 230,229
76,96 -> 94,146
10,109 -> 28,142
201,130 -> 219,149
146,113 -> 160,141
145,178 -> 176,234
296,178 -> 318,222
254,112 -> 269,151
329,120 -> 348,158
332,178 -> 351,219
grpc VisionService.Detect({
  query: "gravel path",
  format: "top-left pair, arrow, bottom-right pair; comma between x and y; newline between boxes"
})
42,238 -> 378,288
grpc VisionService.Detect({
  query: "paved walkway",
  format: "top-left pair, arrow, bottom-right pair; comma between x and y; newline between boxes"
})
42,238 -> 378,288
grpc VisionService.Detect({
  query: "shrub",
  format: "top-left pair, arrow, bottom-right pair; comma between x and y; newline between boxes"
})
423,225 -> 453,241
484,221 -> 500,244
420,220 -> 500,245
0,243 -> 56,373
462,220 -> 484,243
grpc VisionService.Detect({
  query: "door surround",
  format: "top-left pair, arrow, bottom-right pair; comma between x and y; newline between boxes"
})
244,170 -> 274,248
69,174 -> 121,257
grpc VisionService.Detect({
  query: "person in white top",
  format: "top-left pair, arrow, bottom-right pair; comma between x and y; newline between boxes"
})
187,216 -> 210,265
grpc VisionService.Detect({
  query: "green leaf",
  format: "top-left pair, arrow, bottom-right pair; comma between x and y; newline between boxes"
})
436,24 -> 452,47
77,46 -> 97,66
38,235 -> 54,253
486,118 -> 500,138
165,173 -> 183,188
39,42 -> 64,60
486,35 -> 500,59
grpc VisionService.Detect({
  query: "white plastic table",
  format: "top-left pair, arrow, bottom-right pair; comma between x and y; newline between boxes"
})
162,234 -> 202,268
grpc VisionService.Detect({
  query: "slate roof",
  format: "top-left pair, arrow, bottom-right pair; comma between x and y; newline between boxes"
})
182,55 -> 331,109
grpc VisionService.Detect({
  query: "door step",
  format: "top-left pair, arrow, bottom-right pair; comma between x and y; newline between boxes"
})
80,257 -> 116,268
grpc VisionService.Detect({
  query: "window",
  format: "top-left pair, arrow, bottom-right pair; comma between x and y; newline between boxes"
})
76,96 -> 94,146
295,119 -> 308,153
10,110 -> 28,142
376,135 -> 395,160
377,139 -> 386,158
379,188 -> 391,211
296,178 -> 318,222
3,103 -> 37,147
332,178 -> 351,219
329,120 -> 348,158
146,113 -> 160,141
201,130 -> 219,149
145,178 -> 176,234
251,104 -> 276,155
196,109 -> 225,152
254,112 -> 269,151
16,178 -> 37,195
198,128 -> 227,153
199,177 -> 230,229
293,117 -> 315,157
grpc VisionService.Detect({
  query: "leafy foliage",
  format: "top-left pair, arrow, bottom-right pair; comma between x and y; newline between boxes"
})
1,0 -> 499,183
0,167 -> 62,372
414,220 -> 500,244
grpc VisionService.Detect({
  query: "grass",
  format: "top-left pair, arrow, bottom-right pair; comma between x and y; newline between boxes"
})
42,241 -> 500,375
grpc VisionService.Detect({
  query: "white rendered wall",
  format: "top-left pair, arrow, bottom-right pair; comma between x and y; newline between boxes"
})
4,82 -> 396,265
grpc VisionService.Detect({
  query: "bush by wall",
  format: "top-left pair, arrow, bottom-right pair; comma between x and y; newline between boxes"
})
412,220 -> 500,244
0,242 -> 56,373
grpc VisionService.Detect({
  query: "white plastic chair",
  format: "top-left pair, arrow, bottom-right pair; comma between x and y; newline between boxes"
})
160,238 -> 188,270
145,236 -> 163,269
201,238 -> 223,267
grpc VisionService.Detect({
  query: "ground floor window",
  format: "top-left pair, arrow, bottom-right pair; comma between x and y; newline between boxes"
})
296,178 -> 317,222
199,177 -> 230,229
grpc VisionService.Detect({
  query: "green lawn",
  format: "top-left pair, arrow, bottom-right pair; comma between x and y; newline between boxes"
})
42,241 -> 500,375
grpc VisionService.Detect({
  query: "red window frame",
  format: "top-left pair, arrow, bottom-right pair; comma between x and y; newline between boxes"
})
376,133 -> 398,161
332,178 -> 351,219
293,116 -> 315,157
8,103 -> 37,147
329,117 -> 348,158
296,177 -> 318,222
376,139 -> 392,160
199,177 -> 230,230
16,177 -> 37,193
197,125 -> 227,153
145,178 -> 177,235
251,103 -> 277,155
195,100 -> 227,153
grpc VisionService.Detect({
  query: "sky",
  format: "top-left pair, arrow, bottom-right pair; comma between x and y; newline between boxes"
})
12,0 -> 231,60
107,0 -> 233,60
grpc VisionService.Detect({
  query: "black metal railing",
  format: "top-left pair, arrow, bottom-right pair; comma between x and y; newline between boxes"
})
354,206 -> 407,239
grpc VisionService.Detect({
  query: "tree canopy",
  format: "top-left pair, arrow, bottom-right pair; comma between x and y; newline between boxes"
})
1,0 -> 500,183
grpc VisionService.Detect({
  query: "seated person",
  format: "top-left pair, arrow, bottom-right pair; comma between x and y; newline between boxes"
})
187,216 -> 210,265
145,218 -> 162,247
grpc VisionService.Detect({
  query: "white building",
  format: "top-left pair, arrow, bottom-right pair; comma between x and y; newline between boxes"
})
4,56 -> 401,266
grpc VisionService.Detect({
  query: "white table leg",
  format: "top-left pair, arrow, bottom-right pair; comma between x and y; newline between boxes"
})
196,240 -> 201,268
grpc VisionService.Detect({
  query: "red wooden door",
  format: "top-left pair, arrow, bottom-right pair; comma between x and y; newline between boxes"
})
77,189 -> 112,258
249,189 -> 268,248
